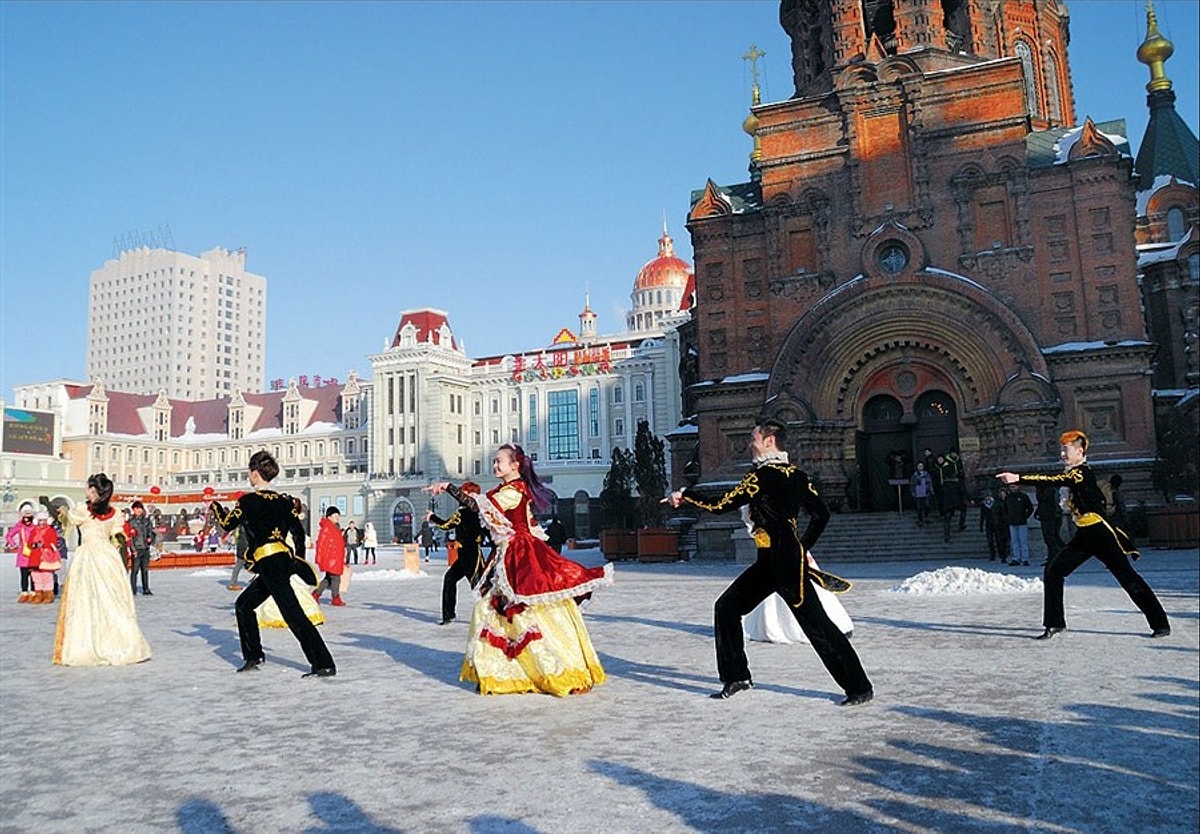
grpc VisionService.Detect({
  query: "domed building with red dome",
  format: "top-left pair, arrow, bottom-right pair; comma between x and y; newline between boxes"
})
627,222 -> 695,336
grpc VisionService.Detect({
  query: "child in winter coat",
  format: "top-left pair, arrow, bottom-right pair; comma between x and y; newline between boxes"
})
313,507 -> 347,606
27,512 -> 63,603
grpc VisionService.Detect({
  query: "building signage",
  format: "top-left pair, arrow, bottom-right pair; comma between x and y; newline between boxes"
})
2,407 -> 55,456
269,375 -> 342,391
510,346 -> 613,382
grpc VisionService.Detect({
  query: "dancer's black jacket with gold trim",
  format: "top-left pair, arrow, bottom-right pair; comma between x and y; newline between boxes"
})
681,462 -> 848,600
210,490 -> 317,584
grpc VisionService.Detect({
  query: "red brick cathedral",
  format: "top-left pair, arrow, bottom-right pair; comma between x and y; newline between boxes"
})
676,0 -> 1198,512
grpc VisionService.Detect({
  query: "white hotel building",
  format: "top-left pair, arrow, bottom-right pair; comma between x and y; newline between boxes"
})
87,246 -> 267,400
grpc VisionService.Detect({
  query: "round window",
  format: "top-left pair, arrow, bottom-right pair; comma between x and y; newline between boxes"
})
878,242 -> 910,275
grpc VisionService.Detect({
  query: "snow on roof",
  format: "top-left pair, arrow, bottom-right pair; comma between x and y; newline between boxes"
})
1042,340 -> 1152,354
1053,124 -> 1130,165
721,373 -> 770,384
1137,236 -> 1189,267
1136,174 -> 1197,214
664,424 -> 699,436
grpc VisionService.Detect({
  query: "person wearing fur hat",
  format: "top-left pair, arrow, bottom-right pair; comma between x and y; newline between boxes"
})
5,501 -> 37,602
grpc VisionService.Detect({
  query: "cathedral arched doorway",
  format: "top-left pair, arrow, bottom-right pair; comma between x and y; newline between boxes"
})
856,389 -> 960,512
912,390 -> 959,464
857,394 -> 908,512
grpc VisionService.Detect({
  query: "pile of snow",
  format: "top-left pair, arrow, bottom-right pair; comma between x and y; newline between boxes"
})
889,566 -> 1043,595
188,569 -> 231,577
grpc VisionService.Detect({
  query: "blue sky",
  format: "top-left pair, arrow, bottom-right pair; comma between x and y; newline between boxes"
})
2,0 -> 1197,397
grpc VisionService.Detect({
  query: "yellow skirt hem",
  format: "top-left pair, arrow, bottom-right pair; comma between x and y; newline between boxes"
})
460,660 -> 606,697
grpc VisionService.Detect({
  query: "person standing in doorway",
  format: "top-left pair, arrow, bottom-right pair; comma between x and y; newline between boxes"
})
997,430 -> 1170,641
910,462 -> 935,527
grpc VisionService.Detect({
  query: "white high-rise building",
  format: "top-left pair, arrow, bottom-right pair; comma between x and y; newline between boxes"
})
86,246 -> 267,399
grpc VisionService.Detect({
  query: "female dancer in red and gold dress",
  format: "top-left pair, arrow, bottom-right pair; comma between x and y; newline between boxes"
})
428,444 -> 612,696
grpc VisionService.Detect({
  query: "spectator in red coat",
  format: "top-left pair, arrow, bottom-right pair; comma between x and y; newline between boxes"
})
313,507 -> 346,606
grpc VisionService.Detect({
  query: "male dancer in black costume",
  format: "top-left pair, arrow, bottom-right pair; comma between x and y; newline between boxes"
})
998,429 -> 1170,641
210,450 -> 337,677
428,480 -> 487,625
666,420 -> 873,705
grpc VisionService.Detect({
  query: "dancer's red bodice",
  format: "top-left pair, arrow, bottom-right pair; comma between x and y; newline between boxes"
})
487,481 -> 606,597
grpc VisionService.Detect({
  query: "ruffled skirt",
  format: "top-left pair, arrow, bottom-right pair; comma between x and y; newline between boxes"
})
460,593 -> 605,696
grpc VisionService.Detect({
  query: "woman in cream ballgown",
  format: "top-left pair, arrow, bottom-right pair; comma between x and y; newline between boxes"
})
52,474 -> 151,666
428,444 -> 612,696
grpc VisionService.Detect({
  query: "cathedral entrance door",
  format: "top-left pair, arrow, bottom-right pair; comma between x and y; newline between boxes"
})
858,394 -> 911,512
912,391 -> 960,466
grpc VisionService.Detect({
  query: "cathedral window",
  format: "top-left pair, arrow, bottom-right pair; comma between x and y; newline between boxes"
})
1044,52 -> 1063,124
1013,41 -> 1041,117
1167,208 -> 1187,242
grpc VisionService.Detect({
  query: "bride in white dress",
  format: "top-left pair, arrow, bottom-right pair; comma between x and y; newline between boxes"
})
52,474 -> 152,666
743,553 -> 854,644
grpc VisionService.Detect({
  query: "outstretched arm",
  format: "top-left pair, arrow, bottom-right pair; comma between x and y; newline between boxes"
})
666,471 -> 760,515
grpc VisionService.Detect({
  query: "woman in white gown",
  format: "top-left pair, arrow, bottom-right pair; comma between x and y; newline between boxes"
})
744,553 -> 854,644
51,474 -> 152,666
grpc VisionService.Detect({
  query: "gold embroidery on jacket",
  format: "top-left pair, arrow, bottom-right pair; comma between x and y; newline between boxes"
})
683,472 -> 760,512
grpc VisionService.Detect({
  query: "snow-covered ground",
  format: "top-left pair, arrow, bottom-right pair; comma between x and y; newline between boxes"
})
1,547 -> 1196,834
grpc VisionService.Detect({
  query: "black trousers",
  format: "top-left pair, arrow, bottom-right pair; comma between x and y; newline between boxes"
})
714,557 -> 872,697
985,525 -> 1010,559
19,566 -> 32,593
130,550 -> 151,593
1043,523 -> 1169,631
235,554 -> 335,670
439,561 -> 470,619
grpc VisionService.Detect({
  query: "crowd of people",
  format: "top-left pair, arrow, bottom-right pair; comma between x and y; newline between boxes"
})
6,425 -> 1169,699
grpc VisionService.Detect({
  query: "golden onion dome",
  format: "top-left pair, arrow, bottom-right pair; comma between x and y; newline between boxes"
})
1137,4 -> 1175,92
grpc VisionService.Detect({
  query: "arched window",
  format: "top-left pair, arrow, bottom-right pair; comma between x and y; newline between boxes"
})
1044,51 -> 1063,124
1014,41 -> 1040,117
1167,207 -> 1187,241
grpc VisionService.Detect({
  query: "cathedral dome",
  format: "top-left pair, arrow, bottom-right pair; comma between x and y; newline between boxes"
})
634,228 -> 692,291
627,222 -> 694,335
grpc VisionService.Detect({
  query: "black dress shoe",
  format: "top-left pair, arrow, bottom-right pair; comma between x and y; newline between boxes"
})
710,680 -> 752,699
1035,627 -> 1065,640
840,689 -> 874,707
142,590 -> 153,596
1151,627 -> 1171,638
439,617 -> 455,626
302,667 -> 337,678
237,657 -> 264,672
